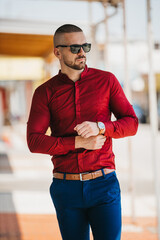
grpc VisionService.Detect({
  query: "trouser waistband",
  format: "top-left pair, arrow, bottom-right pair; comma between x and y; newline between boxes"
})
53,168 -> 115,181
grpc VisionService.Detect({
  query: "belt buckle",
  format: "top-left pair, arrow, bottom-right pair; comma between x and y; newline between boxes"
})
79,172 -> 89,181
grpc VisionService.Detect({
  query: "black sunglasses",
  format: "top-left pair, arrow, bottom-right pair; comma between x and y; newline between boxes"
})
56,43 -> 91,54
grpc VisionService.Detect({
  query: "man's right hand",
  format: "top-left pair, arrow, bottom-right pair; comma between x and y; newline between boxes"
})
75,135 -> 106,150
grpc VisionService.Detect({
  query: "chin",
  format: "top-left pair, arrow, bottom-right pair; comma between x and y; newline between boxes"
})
76,62 -> 86,70
65,61 -> 86,71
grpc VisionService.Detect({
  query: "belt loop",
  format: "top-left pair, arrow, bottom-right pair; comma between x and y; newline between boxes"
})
101,168 -> 105,178
63,173 -> 66,180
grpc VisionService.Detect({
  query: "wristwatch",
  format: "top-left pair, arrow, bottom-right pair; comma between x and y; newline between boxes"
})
97,122 -> 105,135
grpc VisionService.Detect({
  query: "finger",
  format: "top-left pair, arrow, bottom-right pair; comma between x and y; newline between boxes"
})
97,135 -> 106,140
99,139 -> 106,145
102,136 -> 106,140
80,130 -> 90,138
101,139 -> 106,143
74,124 -> 81,131
74,123 -> 86,132
77,126 -> 89,136
99,138 -> 105,143
82,132 -> 92,138
97,144 -> 104,149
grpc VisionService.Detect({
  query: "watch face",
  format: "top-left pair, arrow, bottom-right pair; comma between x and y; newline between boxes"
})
98,122 -> 105,129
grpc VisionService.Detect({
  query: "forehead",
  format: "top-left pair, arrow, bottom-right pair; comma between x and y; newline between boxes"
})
63,32 -> 86,45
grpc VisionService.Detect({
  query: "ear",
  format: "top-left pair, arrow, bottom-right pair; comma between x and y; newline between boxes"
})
54,48 -> 61,60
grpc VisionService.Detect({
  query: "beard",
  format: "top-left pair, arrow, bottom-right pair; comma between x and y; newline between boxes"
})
63,56 -> 86,70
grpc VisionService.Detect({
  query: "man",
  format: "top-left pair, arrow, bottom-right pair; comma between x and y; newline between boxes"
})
27,24 -> 138,240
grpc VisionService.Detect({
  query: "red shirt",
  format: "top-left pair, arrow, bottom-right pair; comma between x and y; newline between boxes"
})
27,65 -> 138,173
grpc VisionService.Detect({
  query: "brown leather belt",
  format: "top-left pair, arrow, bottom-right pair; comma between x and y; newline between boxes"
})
53,168 -> 115,181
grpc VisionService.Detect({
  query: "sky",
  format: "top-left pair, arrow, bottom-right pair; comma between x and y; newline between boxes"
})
0,0 -> 160,41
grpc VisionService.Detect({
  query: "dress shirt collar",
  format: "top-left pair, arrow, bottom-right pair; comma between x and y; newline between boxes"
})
58,64 -> 88,84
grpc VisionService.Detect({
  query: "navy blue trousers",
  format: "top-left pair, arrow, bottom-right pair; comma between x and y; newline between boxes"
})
50,170 -> 121,240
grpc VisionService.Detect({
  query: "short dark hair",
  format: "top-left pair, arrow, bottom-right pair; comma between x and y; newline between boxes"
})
55,24 -> 82,34
54,24 -> 83,47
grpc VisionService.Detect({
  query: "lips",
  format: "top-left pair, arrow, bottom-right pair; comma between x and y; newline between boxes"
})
76,57 -> 86,61
77,59 -> 85,61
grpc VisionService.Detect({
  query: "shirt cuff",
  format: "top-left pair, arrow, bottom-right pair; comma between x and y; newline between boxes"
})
62,136 -> 75,151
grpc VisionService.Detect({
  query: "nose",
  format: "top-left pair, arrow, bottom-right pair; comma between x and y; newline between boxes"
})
78,47 -> 85,55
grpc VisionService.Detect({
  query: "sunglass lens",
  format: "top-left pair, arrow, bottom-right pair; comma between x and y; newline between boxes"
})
70,46 -> 80,54
70,44 -> 91,54
83,44 -> 91,53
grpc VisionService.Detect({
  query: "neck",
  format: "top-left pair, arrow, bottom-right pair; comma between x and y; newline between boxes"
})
61,65 -> 84,82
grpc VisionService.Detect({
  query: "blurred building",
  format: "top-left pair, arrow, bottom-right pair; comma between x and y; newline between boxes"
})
0,33 -> 58,132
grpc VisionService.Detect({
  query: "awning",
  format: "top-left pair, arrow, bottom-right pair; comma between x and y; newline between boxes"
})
0,33 -> 54,57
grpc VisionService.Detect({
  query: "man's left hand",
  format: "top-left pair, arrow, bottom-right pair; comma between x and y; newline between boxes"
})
74,121 -> 99,138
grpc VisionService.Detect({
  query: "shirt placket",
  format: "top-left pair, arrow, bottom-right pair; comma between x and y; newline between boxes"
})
75,81 -> 84,172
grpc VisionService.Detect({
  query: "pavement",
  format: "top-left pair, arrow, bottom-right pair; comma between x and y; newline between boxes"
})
0,123 -> 159,240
